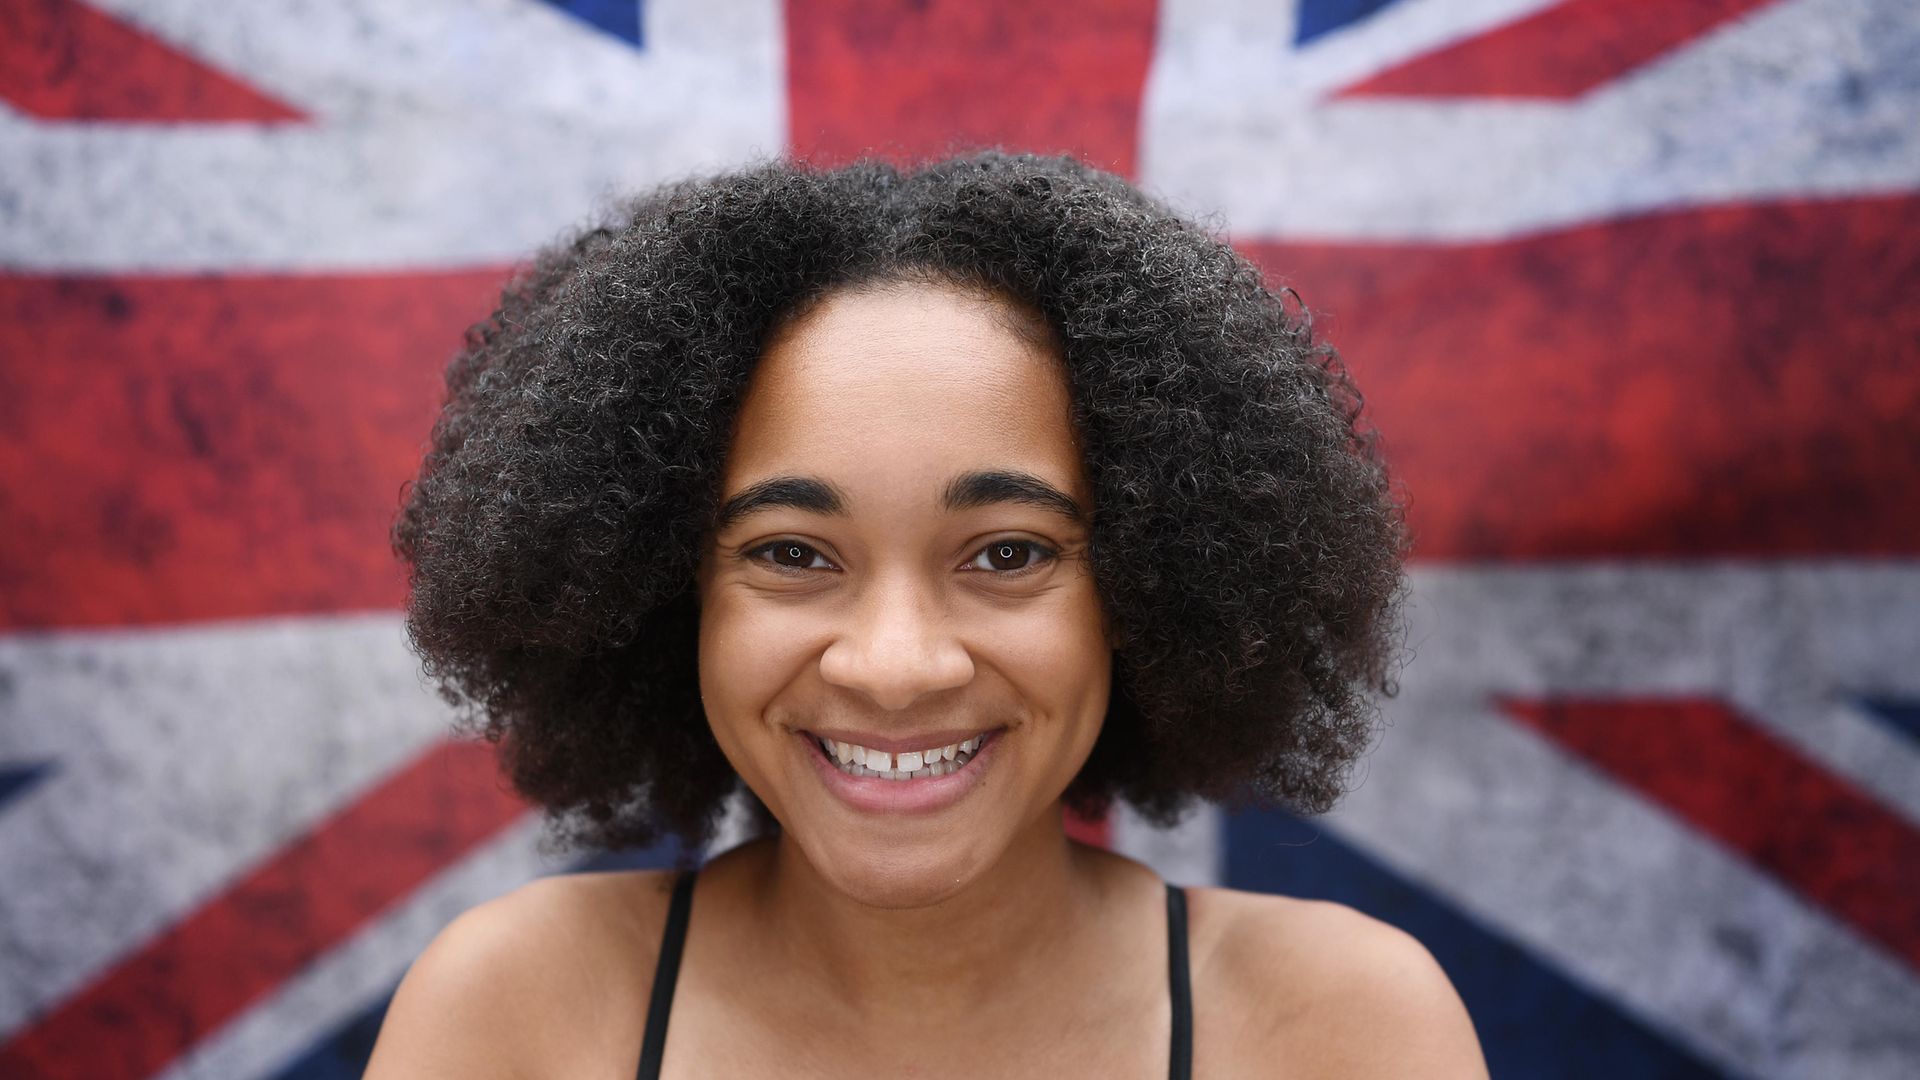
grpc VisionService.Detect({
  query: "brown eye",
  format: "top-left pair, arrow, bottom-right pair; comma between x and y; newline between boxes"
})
748,540 -> 832,571
966,540 -> 1056,574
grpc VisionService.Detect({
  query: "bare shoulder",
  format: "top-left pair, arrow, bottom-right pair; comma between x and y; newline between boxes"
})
1186,886 -> 1488,1079
362,868 -> 681,1080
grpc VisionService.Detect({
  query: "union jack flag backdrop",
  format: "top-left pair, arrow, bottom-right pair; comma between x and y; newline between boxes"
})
2,1 -> 1916,1077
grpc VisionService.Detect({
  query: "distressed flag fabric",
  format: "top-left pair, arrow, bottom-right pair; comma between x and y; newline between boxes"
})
2,1 -> 1917,1077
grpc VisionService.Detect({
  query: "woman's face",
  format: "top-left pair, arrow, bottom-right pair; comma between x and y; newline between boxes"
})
696,281 -> 1111,908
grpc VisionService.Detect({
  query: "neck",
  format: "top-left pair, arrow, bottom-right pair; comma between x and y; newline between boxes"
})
736,805 -> 1104,1021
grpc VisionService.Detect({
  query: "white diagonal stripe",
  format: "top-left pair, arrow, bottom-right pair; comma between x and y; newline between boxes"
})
0,0 -> 784,270
0,613 -> 457,1034
1323,563 -> 1920,1079
1143,0 -> 1920,241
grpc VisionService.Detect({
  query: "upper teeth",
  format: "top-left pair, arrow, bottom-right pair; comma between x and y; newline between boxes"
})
820,735 -> 984,779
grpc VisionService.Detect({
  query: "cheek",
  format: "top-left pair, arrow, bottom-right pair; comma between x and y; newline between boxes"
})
982,583 -> 1112,738
696,591 -> 822,743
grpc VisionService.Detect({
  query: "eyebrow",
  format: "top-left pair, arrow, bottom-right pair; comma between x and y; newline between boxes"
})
711,469 -> 1086,533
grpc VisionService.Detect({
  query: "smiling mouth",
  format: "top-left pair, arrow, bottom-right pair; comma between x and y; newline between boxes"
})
812,733 -> 990,781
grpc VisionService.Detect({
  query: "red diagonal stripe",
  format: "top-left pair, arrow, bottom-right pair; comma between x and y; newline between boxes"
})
0,0 -> 305,122
1501,697 -> 1920,973
0,739 -> 529,1080
1335,0 -> 1778,100
785,0 -> 1159,174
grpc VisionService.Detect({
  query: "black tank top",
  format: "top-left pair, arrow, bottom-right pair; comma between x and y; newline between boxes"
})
634,870 -> 1194,1079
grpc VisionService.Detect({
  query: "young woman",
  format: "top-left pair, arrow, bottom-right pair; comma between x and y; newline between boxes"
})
367,152 -> 1487,1078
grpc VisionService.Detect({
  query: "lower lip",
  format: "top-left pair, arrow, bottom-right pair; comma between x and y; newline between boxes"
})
802,731 -> 1001,815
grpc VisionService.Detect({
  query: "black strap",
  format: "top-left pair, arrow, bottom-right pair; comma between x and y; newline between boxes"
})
635,870 -> 697,1080
636,872 -> 1190,1079
1167,883 -> 1193,1080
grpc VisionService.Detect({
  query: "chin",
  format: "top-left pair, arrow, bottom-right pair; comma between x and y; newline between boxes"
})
800,831 -> 995,910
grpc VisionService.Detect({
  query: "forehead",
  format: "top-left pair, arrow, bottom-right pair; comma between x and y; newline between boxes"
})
721,283 -> 1087,503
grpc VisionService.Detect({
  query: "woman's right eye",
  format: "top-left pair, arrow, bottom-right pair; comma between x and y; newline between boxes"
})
745,540 -> 835,572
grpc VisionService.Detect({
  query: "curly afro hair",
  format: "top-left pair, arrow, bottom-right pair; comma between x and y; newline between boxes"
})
392,151 -> 1409,853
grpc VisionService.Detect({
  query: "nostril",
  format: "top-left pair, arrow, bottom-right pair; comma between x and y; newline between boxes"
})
817,636 -> 975,711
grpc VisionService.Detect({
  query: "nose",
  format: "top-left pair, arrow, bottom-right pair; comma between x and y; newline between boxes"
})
817,575 -> 974,712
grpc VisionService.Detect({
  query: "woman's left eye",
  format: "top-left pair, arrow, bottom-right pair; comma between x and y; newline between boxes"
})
965,540 -> 1058,575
